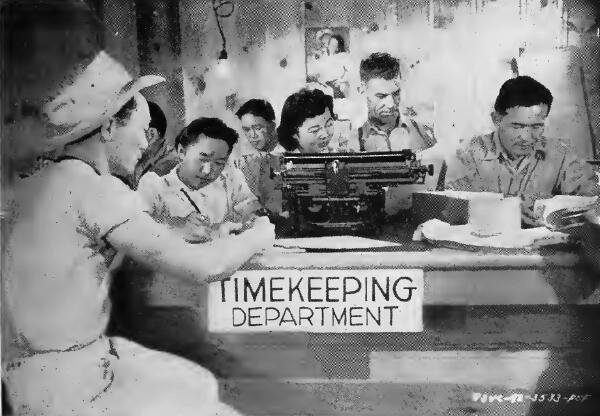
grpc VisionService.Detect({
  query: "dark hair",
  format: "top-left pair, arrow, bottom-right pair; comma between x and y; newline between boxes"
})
277,88 -> 334,151
147,101 -> 167,138
175,117 -> 238,152
359,52 -> 400,82
112,97 -> 138,126
494,75 -> 553,115
329,34 -> 346,53
235,99 -> 275,123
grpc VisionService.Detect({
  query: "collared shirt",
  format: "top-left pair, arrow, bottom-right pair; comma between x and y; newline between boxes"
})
257,145 -> 295,215
230,139 -> 278,200
133,139 -> 179,188
354,115 -> 436,152
446,132 -> 600,224
3,159 -> 143,360
230,120 -> 353,201
137,164 -> 260,225
340,116 -> 438,214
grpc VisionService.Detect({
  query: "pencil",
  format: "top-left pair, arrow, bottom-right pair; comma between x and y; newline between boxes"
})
180,188 -> 210,222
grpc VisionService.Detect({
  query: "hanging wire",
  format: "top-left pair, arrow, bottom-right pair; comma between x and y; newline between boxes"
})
212,0 -> 235,59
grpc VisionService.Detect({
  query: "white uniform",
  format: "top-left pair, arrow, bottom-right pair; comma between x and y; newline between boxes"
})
2,159 -> 239,416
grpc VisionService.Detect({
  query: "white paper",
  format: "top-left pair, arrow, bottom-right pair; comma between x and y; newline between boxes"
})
415,219 -> 569,249
534,195 -> 598,229
274,236 -> 402,250
421,190 -> 505,200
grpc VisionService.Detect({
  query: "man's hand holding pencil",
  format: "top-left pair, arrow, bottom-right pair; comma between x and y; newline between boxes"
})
178,187 -> 274,248
178,212 -> 213,243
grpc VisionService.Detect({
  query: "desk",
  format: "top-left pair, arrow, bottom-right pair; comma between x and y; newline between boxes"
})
110,228 -> 600,416
209,238 -> 600,416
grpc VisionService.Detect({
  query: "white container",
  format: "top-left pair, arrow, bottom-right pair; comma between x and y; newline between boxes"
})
468,193 -> 521,235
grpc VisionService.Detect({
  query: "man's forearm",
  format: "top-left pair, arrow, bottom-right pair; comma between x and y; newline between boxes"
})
108,215 -> 261,284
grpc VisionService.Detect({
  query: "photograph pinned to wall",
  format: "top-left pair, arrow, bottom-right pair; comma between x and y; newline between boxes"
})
305,27 -> 352,99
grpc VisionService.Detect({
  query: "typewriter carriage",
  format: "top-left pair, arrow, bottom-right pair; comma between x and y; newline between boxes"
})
271,150 -> 434,236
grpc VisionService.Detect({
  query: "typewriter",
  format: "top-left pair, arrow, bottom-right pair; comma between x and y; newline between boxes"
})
270,150 -> 434,236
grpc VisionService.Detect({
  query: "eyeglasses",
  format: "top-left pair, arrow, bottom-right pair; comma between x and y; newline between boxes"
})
307,120 -> 334,136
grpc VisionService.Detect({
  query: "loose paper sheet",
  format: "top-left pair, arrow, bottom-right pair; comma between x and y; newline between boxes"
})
415,219 -> 569,249
274,236 -> 402,250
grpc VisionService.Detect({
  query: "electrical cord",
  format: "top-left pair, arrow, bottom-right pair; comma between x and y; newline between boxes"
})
211,0 -> 234,58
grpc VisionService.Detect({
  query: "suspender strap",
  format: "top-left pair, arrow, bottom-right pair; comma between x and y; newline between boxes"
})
358,127 -> 365,151
410,119 -> 436,148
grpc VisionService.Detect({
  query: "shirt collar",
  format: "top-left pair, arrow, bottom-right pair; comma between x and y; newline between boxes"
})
165,166 -> 185,188
482,131 -> 546,162
363,114 -> 409,137
263,135 -> 279,153
482,132 -> 503,161
166,166 -> 227,193
240,136 -> 279,156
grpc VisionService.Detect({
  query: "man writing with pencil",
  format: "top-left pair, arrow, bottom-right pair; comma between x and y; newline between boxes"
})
2,41 -> 272,413
138,117 -> 262,241
133,118 -> 263,349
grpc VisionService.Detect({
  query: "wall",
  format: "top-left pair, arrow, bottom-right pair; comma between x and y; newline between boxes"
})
99,0 -> 186,143
179,0 -> 598,159
571,0 -> 600,159
101,0 -> 140,77
136,0 -> 186,142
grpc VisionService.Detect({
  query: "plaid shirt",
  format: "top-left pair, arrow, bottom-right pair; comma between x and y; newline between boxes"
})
447,132 -> 600,225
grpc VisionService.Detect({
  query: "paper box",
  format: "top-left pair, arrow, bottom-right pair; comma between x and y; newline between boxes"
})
412,191 -> 521,232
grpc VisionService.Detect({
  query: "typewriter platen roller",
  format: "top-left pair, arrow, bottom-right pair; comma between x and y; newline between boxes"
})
270,150 -> 434,236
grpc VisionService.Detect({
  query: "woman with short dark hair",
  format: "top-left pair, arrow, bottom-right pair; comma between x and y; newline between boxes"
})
276,88 -> 335,153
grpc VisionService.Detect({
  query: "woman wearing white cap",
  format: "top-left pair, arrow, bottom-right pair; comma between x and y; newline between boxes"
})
2,51 -> 272,415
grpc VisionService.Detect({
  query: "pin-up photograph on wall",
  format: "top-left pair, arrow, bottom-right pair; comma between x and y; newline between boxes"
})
305,26 -> 351,98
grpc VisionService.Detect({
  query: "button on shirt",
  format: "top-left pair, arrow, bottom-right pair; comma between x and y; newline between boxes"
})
138,165 -> 261,225
3,160 -> 142,360
446,132 -> 600,224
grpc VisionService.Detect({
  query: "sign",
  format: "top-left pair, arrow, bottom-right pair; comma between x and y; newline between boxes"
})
208,269 -> 424,333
